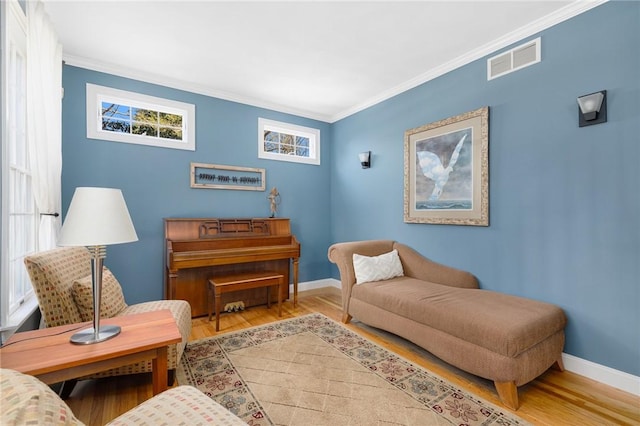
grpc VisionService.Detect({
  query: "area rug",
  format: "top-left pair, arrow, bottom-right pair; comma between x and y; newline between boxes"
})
177,313 -> 530,426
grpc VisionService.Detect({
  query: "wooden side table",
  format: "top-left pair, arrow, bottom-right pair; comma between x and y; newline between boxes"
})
0,310 -> 181,395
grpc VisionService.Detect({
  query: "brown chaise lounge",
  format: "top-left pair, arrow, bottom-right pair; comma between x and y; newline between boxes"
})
328,240 -> 567,410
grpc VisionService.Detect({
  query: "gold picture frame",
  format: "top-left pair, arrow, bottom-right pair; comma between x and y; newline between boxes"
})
190,162 -> 265,191
404,107 -> 489,226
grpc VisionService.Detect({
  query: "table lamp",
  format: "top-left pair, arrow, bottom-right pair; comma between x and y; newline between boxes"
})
58,187 -> 138,344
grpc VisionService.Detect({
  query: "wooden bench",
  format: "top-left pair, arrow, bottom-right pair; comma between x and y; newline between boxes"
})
207,272 -> 285,331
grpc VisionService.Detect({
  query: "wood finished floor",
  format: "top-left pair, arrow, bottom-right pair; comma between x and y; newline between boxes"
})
65,288 -> 639,425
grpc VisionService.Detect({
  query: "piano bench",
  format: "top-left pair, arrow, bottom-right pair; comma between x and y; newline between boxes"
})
208,272 -> 285,331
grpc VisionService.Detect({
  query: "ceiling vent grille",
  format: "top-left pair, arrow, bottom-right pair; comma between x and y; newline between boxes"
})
488,37 -> 541,81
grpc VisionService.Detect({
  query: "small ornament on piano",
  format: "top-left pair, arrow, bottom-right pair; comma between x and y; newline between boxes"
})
268,187 -> 281,218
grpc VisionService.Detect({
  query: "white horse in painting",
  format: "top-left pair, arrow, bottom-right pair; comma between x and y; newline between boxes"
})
416,134 -> 467,201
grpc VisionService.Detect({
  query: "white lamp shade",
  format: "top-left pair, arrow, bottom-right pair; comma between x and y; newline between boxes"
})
58,187 -> 138,246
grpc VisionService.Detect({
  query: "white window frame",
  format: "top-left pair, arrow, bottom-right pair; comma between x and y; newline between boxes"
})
1,0 -> 39,336
86,83 -> 196,151
258,118 -> 320,165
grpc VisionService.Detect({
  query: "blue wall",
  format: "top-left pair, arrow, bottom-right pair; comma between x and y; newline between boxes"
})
331,2 -> 639,376
62,2 -> 638,377
61,68 -> 333,304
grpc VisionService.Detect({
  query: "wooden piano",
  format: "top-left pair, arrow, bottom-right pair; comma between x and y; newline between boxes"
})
164,217 -> 300,318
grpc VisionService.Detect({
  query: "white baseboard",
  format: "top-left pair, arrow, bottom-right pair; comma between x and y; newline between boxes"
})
289,278 -> 340,294
562,353 -> 640,396
293,278 -> 640,396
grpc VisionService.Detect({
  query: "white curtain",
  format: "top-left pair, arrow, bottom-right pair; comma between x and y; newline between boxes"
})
26,0 -> 63,250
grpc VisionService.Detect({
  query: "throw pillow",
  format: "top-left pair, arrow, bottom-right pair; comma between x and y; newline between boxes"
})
72,268 -> 127,321
353,249 -> 404,284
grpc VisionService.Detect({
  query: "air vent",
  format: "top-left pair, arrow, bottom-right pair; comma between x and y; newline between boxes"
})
488,37 -> 541,80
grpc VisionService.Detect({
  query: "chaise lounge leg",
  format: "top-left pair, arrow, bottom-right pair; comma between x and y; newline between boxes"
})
342,313 -> 352,324
552,356 -> 565,371
494,380 -> 519,410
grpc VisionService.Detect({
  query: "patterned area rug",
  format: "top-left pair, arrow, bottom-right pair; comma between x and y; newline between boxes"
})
177,313 -> 530,426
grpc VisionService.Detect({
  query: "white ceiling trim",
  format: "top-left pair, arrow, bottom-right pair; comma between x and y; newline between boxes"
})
62,54 -> 333,123
62,0 -> 607,124
331,0 -> 608,122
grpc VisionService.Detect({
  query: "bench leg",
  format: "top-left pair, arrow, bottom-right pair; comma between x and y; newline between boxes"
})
215,291 -> 221,332
494,381 -> 519,410
342,313 -> 352,324
266,287 -> 271,309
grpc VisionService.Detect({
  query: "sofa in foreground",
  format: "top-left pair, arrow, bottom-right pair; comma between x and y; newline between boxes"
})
328,240 -> 567,410
1,368 -> 245,425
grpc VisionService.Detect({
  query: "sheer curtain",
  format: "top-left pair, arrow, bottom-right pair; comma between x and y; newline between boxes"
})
26,0 -> 63,250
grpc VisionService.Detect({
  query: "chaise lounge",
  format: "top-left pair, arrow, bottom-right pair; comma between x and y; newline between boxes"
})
328,240 -> 567,410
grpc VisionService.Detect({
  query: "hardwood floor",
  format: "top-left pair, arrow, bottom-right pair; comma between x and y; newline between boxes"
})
65,288 -> 639,425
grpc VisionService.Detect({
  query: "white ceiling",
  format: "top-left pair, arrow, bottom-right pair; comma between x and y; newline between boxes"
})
42,1 -> 603,123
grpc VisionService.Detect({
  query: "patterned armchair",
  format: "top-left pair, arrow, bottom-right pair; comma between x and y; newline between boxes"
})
1,368 -> 245,425
24,246 -> 191,396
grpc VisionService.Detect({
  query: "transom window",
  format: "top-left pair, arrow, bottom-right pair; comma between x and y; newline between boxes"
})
86,83 -> 195,151
258,118 -> 320,165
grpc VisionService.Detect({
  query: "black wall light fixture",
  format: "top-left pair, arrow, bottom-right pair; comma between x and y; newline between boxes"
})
359,151 -> 371,169
577,90 -> 607,127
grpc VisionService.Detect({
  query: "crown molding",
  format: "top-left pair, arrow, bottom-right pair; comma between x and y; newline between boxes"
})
62,54 -> 333,123
63,0 -> 607,124
330,0 -> 608,122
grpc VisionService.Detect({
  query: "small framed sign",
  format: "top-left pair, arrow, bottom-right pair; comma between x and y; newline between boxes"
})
190,162 -> 266,191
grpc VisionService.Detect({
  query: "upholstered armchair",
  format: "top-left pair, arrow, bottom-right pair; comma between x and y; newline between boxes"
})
23,246 -> 191,396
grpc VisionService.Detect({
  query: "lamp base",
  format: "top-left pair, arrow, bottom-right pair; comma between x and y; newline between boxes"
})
70,325 -> 121,345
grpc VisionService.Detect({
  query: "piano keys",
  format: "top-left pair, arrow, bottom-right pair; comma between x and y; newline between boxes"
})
164,218 -> 300,317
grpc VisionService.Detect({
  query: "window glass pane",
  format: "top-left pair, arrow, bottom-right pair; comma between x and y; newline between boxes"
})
296,136 -> 309,148
132,123 -> 158,137
280,134 -> 294,155
159,111 -> 182,128
265,141 -> 278,152
265,131 -> 278,142
102,103 -> 130,120
296,147 -> 309,157
132,107 -> 158,123
102,118 -> 131,133
159,127 -> 182,140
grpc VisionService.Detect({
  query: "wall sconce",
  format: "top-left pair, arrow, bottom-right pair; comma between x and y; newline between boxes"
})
358,151 -> 371,169
577,90 -> 607,127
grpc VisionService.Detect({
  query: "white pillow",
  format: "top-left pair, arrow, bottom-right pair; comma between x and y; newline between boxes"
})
353,249 -> 404,284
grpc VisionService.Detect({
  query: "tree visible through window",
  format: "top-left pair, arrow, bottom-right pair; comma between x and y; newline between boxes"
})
101,103 -> 183,140
258,118 -> 320,165
87,84 -> 195,151
264,131 -> 309,157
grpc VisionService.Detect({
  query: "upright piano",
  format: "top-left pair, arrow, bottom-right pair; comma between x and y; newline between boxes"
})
164,217 -> 300,317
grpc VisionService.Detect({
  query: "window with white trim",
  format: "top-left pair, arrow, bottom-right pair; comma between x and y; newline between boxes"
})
86,83 -> 196,151
1,0 -> 38,333
258,118 -> 320,165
